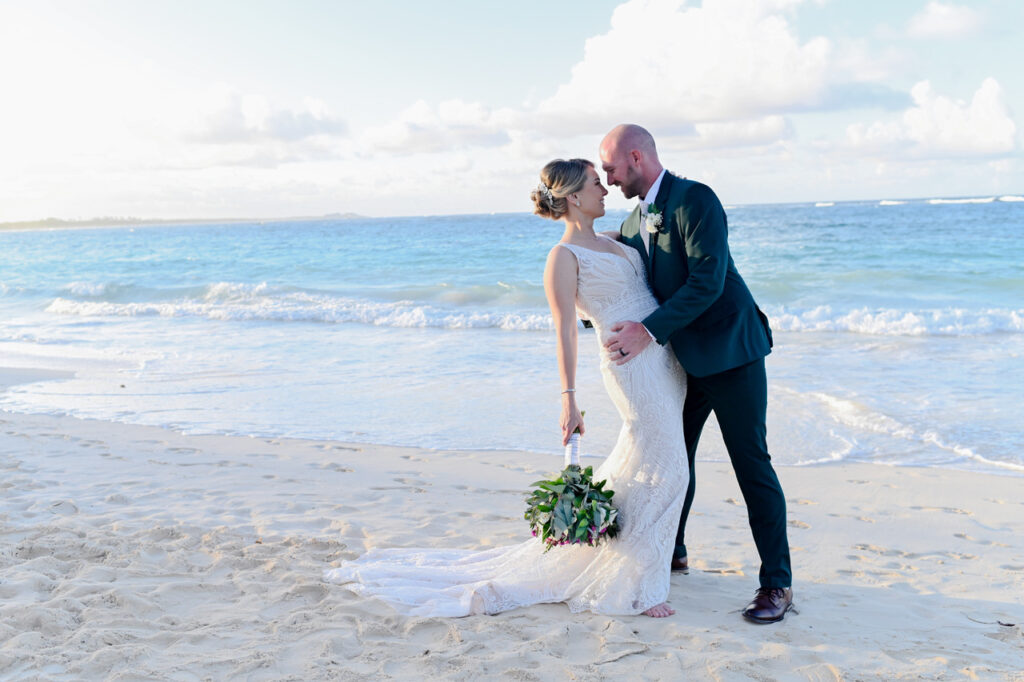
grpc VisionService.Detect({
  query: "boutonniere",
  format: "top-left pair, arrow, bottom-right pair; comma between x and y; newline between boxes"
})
644,203 -> 663,233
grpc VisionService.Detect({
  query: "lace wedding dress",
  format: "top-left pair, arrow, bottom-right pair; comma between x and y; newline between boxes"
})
324,236 -> 688,616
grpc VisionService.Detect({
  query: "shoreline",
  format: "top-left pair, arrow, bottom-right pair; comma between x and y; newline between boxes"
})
1,363 -> 1022,480
2,381 -> 1022,678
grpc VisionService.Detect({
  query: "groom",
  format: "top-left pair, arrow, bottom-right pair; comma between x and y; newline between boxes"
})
599,124 -> 793,624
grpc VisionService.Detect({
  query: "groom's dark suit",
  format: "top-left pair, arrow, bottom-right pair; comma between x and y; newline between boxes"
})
620,172 -> 792,589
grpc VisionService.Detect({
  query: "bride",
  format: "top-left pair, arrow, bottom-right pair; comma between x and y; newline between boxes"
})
323,158 -> 689,618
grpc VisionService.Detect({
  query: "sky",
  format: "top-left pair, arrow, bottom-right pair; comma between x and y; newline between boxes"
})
1,0 -> 1022,220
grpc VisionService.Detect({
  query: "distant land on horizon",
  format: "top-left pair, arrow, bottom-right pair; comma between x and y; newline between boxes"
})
0,212 -> 368,231
3,192 -> 1022,231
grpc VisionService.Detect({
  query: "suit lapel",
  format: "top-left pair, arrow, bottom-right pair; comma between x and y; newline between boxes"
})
646,173 -> 675,277
647,175 -> 679,276
622,206 -> 650,272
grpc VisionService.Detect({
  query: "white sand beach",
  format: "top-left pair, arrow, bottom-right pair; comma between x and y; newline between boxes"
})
2,367 -> 1022,680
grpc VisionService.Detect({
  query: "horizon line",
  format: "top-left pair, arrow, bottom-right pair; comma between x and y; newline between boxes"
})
3,193 -> 1022,230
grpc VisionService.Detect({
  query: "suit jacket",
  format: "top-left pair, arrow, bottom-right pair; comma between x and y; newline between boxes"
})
620,172 -> 772,378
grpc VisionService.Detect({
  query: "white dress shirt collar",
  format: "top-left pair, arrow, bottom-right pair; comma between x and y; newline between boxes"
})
639,168 -> 667,210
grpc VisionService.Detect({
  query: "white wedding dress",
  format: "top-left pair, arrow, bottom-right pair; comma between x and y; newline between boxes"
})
324,236 -> 689,616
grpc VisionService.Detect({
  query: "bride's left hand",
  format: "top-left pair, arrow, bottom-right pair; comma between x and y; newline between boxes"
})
560,398 -> 584,445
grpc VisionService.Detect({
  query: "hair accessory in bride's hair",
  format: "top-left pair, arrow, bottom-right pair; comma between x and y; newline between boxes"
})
537,183 -> 554,203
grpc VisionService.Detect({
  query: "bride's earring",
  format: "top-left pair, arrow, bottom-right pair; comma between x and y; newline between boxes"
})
574,198 -> 581,207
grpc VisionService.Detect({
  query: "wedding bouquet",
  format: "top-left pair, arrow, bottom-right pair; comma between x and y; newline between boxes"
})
524,412 -> 620,551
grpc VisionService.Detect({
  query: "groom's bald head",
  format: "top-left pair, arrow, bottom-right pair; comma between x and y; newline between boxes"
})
599,124 -> 664,200
604,124 -> 657,157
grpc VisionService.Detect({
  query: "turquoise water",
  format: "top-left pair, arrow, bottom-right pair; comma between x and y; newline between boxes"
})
1,197 -> 1022,474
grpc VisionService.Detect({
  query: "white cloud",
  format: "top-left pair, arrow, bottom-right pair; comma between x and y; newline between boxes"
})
360,99 -> 512,154
691,116 -> 794,149
359,0 -> 846,158
535,0 -> 833,129
186,90 -> 346,143
907,2 -> 982,38
846,78 -> 1017,158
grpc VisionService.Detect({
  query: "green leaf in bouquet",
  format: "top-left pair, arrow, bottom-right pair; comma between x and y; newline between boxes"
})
525,439 -> 620,549
553,497 -> 573,532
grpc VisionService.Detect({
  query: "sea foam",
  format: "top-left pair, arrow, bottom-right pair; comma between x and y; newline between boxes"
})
45,291 -> 555,331
928,197 -> 996,204
767,305 -> 1024,336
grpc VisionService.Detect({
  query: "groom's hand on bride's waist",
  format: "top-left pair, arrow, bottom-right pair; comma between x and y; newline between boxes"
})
605,321 -> 654,365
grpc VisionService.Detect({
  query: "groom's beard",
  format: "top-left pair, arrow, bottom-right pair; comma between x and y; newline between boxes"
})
618,169 -> 646,200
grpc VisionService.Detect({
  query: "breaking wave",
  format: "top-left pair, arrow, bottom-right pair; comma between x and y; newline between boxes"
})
46,282 -> 554,331
766,305 -> 1024,336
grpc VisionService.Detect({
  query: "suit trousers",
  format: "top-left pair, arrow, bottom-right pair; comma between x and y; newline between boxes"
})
674,358 -> 792,589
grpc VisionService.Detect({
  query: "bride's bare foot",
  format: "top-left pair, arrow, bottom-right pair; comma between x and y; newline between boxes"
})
643,602 -> 675,618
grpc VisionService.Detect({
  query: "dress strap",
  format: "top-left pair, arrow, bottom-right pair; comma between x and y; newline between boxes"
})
555,242 -> 588,262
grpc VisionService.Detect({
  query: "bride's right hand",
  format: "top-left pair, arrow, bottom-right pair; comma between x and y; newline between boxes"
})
560,396 -> 585,445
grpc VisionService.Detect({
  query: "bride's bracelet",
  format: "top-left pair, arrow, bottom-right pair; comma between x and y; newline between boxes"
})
561,388 -> 576,394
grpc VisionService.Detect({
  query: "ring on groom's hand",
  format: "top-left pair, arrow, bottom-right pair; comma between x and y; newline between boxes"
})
618,348 -> 628,357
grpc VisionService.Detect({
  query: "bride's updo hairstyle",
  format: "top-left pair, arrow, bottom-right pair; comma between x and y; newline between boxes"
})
530,158 -> 593,220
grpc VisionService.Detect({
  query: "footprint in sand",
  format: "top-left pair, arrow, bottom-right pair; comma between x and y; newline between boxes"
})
788,520 -> 810,529
50,499 -> 78,515
911,505 -> 972,516
370,484 -> 427,493
215,459 -> 250,468
400,454 -> 428,463
956,534 -> 1010,548
318,462 -> 354,473
853,543 -> 902,557
700,562 -> 745,576
315,443 -> 361,452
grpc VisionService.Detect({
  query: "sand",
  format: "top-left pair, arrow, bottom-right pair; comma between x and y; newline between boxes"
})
1,367 -> 1022,680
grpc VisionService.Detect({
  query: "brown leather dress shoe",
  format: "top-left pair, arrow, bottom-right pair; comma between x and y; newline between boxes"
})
741,587 -> 793,624
670,556 -> 689,574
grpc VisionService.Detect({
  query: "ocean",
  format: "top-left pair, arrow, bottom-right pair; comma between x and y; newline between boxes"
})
2,196 -> 1022,475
